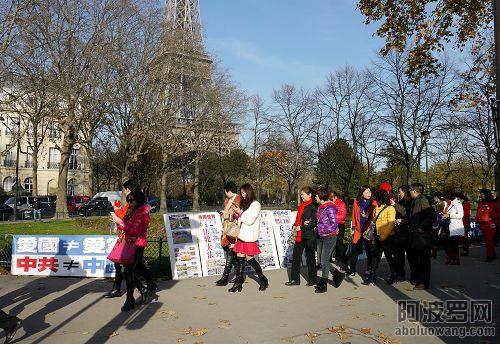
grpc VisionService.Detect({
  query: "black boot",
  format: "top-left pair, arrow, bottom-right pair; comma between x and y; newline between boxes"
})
332,269 -> 345,288
104,282 -> 122,298
385,273 -> 399,285
314,278 -> 327,293
247,257 -> 268,291
228,256 -> 245,292
121,297 -> 135,312
215,251 -> 235,286
229,258 -> 246,283
362,270 -> 377,285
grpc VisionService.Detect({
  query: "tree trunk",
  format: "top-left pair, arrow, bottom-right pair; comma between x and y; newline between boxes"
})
56,134 -> 74,217
192,154 -> 200,211
160,169 -> 168,210
85,141 -> 94,196
32,146 -> 39,196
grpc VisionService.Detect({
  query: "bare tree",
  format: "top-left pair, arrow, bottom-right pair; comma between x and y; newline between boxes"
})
368,51 -> 457,185
266,84 -> 314,207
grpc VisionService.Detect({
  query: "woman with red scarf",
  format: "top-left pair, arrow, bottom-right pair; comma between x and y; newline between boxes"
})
285,186 -> 318,286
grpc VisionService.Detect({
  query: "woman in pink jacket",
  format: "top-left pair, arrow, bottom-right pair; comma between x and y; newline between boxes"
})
111,189 -> 155,311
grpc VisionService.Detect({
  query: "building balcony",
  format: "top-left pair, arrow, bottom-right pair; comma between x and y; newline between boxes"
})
3,159 -> 16,167
47,161 -> 59,169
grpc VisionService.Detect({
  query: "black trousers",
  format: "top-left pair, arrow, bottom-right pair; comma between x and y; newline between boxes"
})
350,238 -> 372,273
393,237 -> 417,281
290,239 -> 316,283
412,248 -> 431,287
334,224 -> 348,267
124,247 -> 154,300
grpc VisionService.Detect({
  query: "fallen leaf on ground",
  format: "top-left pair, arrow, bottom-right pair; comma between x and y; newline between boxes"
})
337,332 -> 351,340
218,320 -> 231,329
370,312 -> 385,317
160,310 -> 178,318
176,339 -> 185,343
82,331 -> 90,335
352,314 -> 360,319
107,331 -> 119,338
272,296 -> 288,299
305,331 -> 318,339
208,302 -> 217,306
360,327 -> 371,334
181,327 -> 192,335
197,284 -> 206,287
192,328 -> 208,337
342,296 -> 364,301
193,296 -> 207,300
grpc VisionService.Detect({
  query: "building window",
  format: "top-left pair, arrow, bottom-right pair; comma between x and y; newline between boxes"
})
3,177 -> 13,192
4,147 -> 16,167
24,177 -> 33,193
25,146 -> 33,168
48,148 -> 59,169
67,178 -> 77,196
47,179 -> 57,195
4,117 -> 20,136
69,148 -> 79,170
48,122 -> 61,139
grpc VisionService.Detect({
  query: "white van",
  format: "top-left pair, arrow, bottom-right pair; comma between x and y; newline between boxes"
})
93,191 -> 122,203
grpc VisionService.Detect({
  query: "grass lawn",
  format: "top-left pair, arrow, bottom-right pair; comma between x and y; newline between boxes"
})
0,214 -> 168,238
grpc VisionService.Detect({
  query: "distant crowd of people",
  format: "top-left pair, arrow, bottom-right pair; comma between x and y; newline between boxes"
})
216,182 -> 498,292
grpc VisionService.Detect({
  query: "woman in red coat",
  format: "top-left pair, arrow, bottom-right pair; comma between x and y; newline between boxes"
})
111,189 -> 155,311
475,189 -> 498,262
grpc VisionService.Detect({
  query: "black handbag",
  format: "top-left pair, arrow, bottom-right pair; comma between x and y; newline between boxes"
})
411,228 -> 433,251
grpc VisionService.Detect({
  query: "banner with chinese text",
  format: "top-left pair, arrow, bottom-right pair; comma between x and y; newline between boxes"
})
195,212 -> 226,277
11,235 -> 118,277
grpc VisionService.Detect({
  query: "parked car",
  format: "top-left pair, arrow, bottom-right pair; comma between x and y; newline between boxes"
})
167,199 -> 193,211
5,196 -> 56,220
78,199 -> 113,217
146,196 -> 160,213
22,201 -> 56,220
67,195 -> 90,213
0,203 -> 14,221
92,191 -> 122,203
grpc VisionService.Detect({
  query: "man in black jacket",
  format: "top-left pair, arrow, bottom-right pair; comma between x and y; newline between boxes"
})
409,183 -> 436,290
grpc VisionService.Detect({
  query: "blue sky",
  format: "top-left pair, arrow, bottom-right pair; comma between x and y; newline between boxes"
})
200,0 -> 386,100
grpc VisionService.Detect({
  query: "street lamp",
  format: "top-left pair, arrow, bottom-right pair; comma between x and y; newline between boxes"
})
0,116 -> 21,221
421,130 -> 430,195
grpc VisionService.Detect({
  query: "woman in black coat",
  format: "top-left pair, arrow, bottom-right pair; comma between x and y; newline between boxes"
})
285,186 -> 318,286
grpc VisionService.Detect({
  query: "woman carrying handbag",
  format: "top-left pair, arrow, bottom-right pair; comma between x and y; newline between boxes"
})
110,189 -> 155,311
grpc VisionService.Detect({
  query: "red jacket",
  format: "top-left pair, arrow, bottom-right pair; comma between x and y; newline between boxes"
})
333,198 -> 347,224
118,204 -> 150,247
475,201 -> 498,228
462,201 -> 471,228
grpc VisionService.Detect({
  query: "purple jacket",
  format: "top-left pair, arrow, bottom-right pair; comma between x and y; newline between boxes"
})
316,203 -> 338,237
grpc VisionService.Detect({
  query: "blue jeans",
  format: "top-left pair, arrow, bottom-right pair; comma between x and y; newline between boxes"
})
33,210 -> 41,221
317,234 -> 337,279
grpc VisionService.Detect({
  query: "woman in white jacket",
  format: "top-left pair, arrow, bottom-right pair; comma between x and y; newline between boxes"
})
228,183 -> 269,292
442,193 -> 464,265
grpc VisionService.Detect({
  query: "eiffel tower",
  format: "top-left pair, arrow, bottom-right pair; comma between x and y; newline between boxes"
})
165,0 -> 203,44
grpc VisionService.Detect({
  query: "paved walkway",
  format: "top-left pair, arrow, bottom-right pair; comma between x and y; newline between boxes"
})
0,246 -> 499,344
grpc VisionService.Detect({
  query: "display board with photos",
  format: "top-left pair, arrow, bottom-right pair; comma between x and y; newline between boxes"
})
253,210 -> 281,270
164,213 -> 203,280
164,210 -> 291,280
271,210 -> 295,268
195,212 -> 226,277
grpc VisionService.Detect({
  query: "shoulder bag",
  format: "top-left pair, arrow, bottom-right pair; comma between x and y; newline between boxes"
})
363,205 -> 389,241
107,232 -> 137,265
